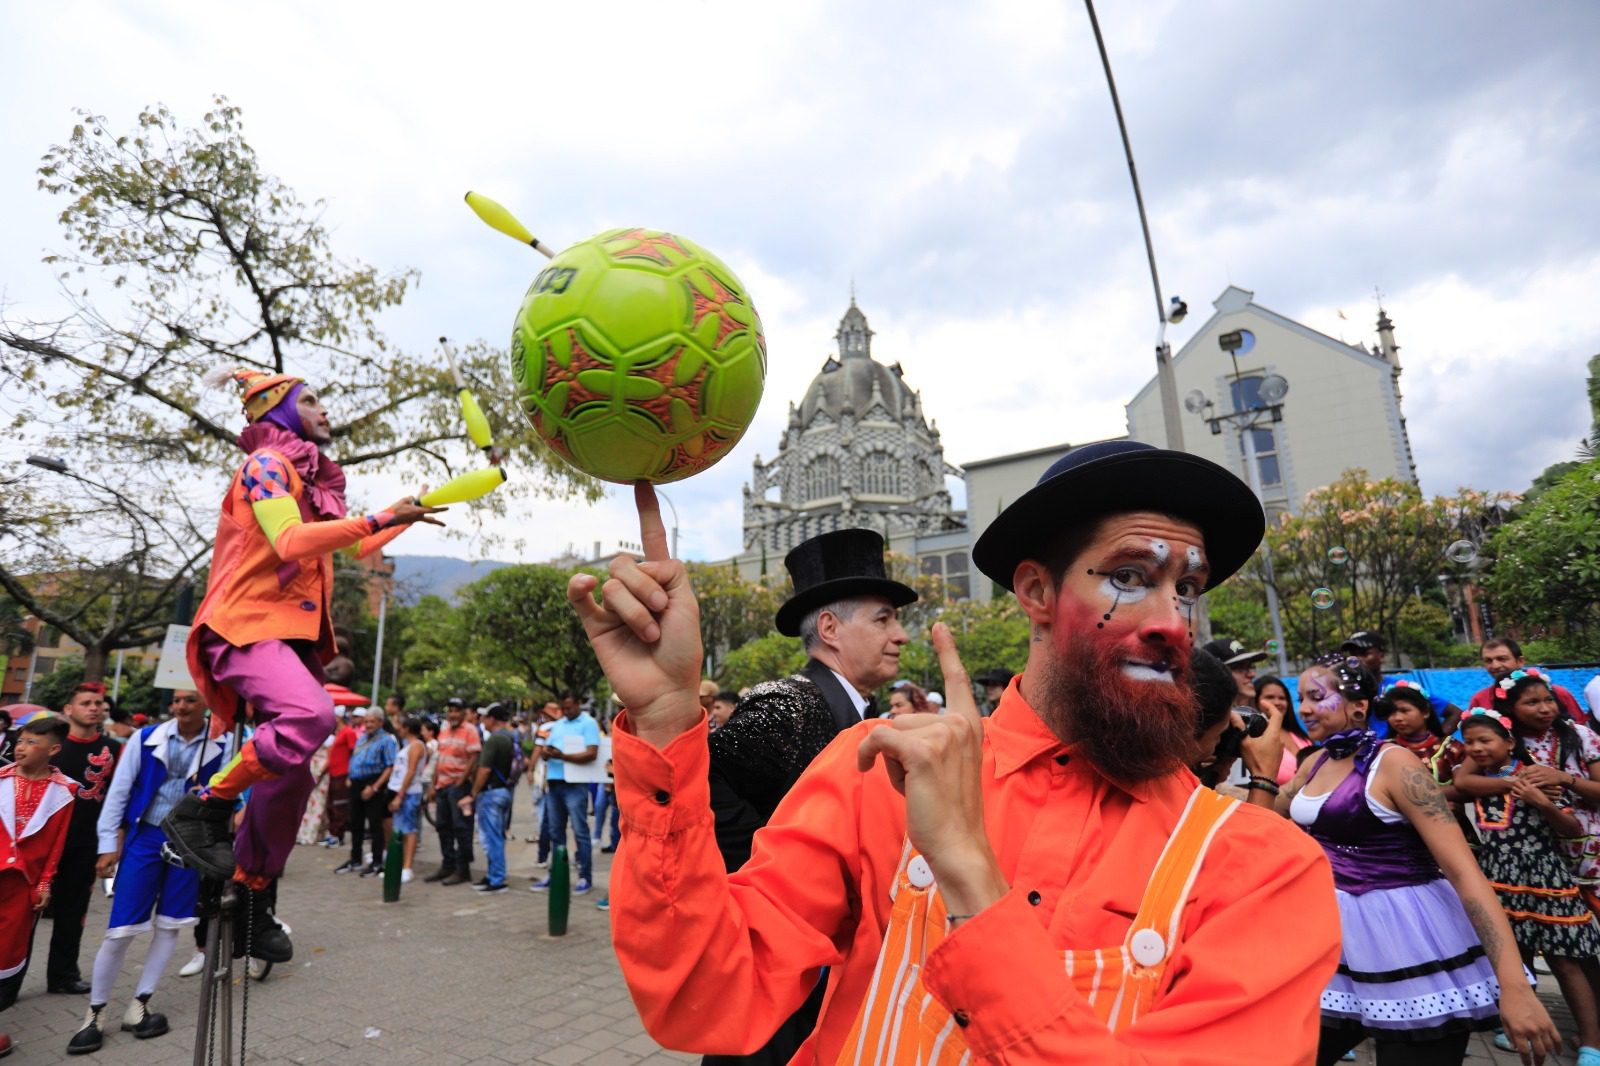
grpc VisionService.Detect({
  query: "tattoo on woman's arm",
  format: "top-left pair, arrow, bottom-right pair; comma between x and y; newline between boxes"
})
1401,764 -> 1454,823
1460,897 -> 1504,964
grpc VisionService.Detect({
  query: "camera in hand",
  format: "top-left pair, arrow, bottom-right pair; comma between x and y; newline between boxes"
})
1201,707 -> 1269,789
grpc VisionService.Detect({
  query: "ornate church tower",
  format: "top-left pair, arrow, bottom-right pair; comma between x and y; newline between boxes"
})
742,297 -> 964,555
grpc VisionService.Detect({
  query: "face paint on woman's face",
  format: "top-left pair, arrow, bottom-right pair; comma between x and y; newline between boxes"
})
1296,667 -> 1352,741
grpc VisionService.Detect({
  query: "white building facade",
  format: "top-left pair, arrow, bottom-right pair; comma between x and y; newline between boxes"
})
1125,285 -> 1417,518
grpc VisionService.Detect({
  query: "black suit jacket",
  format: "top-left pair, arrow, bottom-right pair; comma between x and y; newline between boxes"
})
707,657 -> 865,873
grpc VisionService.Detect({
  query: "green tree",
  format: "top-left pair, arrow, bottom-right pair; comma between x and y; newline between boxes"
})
1483,457 -> 1600,653
1395,599 -> 1454,668
0,98 -> 600,679
1237,471 -> 1512,664
458,565 -> 604,700
1203,582 -> 1269,650
686,562 -> 787,680
406,663 -> 529,709
32,655 -> 166,721
390,595 -> 472,683
720,633 -> 808,693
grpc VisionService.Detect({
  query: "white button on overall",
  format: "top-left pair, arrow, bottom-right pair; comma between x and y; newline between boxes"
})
906,856 -> 935,889
1130,929 -> 1166,967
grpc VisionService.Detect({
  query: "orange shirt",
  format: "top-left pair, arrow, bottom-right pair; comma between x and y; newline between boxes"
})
610,682 -> 1340,1064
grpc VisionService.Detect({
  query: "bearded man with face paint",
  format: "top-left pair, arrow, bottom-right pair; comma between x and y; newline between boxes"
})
570,440 -> 1342,1064
160,368 -> 445,962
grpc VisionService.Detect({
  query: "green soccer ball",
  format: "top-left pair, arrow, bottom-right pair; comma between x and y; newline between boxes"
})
510,227 -> 767,484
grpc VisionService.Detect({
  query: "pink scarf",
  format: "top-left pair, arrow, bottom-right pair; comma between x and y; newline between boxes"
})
237,423 -> 348,519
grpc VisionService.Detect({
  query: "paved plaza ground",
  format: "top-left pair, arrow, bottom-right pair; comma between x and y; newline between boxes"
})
1,794 -> 1587,1064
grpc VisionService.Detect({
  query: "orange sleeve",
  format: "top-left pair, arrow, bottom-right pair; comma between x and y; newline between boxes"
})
920,806 -> 1340,1064
353,523 -> 406,559
609,712 -> 862,1056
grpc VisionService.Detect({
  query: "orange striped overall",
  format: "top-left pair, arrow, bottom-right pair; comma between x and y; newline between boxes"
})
838,787 -> 1240,1064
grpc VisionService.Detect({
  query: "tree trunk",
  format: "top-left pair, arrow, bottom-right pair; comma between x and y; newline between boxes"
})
82,643 -> 108,682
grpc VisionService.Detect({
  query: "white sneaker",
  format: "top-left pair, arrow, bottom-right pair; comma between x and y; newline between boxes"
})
178,952 -> 206,977
400,868 -> 414,884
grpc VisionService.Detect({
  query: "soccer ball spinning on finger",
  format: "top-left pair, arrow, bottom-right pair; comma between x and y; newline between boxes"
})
504,223 -> 767,484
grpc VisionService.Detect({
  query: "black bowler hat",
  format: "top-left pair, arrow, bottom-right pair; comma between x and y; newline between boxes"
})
775,529 -> 918,637
972,440 -> 1264,592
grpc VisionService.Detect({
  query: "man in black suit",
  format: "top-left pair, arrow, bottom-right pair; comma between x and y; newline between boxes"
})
703,527 -> 915,1066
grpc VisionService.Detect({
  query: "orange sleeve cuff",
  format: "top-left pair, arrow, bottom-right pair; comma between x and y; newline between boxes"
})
612,709 -> 713,838
923,888 -> 1080,1056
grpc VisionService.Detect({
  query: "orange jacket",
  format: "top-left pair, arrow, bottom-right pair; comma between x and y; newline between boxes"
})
187,448 -> 401,727
609,683 -> 1340,1064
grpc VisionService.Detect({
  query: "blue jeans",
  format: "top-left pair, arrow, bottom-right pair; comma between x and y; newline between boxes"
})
475,788 -> 511,886
546,780 -> 592,880
592,784 -> 619,848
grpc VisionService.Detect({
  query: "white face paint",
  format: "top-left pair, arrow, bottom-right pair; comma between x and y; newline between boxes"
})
1122,663 -> 1177,684
1101,573 -> 1150,605
1185,545 -> 1202,573
1149,540 -> 1170,566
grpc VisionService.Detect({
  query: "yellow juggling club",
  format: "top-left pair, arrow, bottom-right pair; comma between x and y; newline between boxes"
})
464,191 -> 556,259
418,467 -> 507,507
438,337 -> 493,449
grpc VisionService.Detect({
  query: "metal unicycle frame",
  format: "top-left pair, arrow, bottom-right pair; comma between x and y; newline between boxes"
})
186,720 -> 252,1066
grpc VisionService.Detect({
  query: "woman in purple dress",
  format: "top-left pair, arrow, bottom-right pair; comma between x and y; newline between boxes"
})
1278,655 -> 1557,1065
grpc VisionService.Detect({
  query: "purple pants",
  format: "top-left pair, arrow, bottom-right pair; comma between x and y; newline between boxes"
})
199,631 -> 337,878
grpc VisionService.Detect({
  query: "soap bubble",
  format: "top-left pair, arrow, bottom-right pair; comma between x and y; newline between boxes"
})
1327,546 -> 1349,566
1311,587 -> 1336,610
1445,539 -> 1478,565
1265,639 -> 1280,654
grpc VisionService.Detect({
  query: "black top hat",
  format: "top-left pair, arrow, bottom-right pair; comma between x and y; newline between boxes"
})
973,668 -> 1015,687
972,440 -> 1264,592
775,529 -> 918,637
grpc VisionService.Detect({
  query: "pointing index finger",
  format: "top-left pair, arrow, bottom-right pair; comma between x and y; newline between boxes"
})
931,621 -> 983,726
634,481 -> 670,562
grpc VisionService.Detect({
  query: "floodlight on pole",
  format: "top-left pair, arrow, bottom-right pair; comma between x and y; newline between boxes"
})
1186,345 -> 1292,676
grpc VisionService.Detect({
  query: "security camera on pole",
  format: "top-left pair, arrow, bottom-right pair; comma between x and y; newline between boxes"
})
1182,330 -> 1291,677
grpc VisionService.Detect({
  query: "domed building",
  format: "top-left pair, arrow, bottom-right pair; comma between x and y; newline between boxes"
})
739,297 -> 969,591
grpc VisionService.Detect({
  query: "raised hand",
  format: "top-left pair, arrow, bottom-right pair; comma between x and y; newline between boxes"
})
567,482 -> 703,748
388,493 -> 448,527
855,623 -> 1008,917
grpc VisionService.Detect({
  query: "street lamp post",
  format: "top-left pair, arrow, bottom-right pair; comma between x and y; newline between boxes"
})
21,615 -> 40,703
654,489 -> 681,559
1184,334 -> 1291,677
1084,0 -> 1189,452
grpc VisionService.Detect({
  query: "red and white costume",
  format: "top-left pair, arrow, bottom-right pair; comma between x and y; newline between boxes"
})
0,765 -> 78,981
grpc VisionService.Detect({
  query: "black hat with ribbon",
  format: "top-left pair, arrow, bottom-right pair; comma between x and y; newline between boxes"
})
972,440 -> 1264,592
775,529 -> 918,637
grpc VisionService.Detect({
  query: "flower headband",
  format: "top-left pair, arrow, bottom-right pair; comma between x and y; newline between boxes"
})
1386,678 -> 1428,698
1458,706 -> 1514,733
1497,667 -> 1547,694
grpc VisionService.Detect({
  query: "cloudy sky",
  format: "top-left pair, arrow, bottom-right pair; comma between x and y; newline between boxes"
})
3,0 -> 1596,565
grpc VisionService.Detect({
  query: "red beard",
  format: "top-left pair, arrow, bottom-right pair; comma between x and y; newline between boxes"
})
1036,631 -> 1198,785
